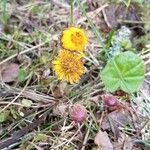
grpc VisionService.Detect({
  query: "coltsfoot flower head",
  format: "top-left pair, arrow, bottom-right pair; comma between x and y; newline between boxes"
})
52,50 -> 84,84
61,27 -> 88,52
69,104 -> 88,123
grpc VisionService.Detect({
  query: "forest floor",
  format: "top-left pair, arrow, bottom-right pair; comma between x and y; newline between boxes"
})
0,0 -> 150,150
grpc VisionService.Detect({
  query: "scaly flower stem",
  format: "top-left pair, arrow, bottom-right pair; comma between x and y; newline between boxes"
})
70,0 -> 74,26
127,0 -> 131,8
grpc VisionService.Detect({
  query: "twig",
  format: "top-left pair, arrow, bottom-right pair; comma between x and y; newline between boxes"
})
81,120 -> 92,150
2,84 -> 55,103
0,101 -> 54,108
0,73 -> 32,113
99,111 -> 104,127
102,7 -> 112,28
0,39 -> 51,65
117,19 -> 150,24
77,4 -> 108,25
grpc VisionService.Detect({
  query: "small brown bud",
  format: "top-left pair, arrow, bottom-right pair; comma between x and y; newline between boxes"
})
102,94 -> 119,111
69,104 -> 88,123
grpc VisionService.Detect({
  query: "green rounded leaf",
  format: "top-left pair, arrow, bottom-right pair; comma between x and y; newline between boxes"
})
101,51 -> 145,93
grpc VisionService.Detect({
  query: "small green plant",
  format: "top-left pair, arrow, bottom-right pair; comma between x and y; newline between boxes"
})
101,51 -> 145,93
18,68 -> 28,82
108,26 -> 132,56
0,0 -> 10,25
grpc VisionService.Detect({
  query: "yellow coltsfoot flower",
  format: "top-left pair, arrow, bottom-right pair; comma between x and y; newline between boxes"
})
61,27 -> 88,53
52,50 -> 84,84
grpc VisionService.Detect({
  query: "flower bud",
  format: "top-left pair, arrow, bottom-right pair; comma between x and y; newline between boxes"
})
102,94 -> 119,111
69,104 -> 87,123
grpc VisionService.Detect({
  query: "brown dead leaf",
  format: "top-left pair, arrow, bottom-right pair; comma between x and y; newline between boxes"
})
102,109 -> 132,131
0,62 -> 19,83
102,5 -> 117,29
94,130 -> 113,150
52,82 -> 67,98
114,133 -> 134,150
101,109 -> 133,141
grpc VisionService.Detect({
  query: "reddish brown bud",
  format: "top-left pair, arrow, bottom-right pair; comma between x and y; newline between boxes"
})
69,104 -> 87,123
102,94 -> 119,111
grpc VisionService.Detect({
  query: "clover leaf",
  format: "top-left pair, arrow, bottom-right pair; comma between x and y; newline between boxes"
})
101,51 -> 145,93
